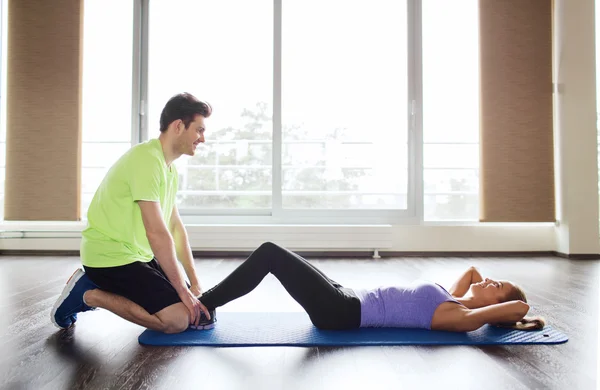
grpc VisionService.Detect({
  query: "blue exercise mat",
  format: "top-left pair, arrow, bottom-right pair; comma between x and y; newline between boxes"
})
138,312 -> 568,347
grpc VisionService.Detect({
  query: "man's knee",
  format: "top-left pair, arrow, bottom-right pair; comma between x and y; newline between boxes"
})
156,305 -> 189,334
162,316 -> 188,334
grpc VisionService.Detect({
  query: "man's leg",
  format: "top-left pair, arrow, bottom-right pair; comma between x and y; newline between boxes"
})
52,260 -> 195,334
83,289 -> 190,334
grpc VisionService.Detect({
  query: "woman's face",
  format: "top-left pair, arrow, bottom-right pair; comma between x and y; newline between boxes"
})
470,278 -> 515,304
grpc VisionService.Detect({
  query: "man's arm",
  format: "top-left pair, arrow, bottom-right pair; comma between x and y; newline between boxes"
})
169,205 -> 201,296
137,200 -> 208,324
138,200 -> 187,292
448,266 -> 484,297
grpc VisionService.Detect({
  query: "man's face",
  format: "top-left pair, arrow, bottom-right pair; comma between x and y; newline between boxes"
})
177,115 -> 206,156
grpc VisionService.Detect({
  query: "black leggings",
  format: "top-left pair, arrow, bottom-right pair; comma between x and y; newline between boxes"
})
199,242 -> 361,330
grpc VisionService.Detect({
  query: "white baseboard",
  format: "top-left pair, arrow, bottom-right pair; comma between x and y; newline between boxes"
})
0,222 -> 558,253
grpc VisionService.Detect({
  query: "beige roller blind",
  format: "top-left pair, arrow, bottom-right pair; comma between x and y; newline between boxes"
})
4,0 -> 83,221
479,0 -> 555,222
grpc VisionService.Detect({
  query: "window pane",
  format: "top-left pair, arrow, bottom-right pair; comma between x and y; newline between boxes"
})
81,193 -> 95,216
282,143 -> 326,167
177,194 -> 271,209
283,168 -> 372,191
282,0 -> 408,210
284,193 -> 405,210
423,0 -> 479,221
82,167 -> 109,194
148,1 -> 273,210
424,144 -> 479,169
423,0 -> 479,143
82,143 -> 131,168
82,0 -> 133,143
424,194 -> 478,221
182,166 -> 271,192
424,169 -> 478,193
81,0 -> 134,218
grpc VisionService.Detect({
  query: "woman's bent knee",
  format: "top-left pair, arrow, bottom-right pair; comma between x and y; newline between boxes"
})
257,241 -> 279,253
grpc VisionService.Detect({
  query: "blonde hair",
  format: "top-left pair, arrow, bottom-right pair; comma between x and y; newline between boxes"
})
494,283 -> 546,331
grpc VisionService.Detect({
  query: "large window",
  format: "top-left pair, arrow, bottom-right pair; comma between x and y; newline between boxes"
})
76,0 -> 481,223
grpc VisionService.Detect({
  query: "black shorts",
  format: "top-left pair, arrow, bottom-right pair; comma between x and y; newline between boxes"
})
84,258 -> 184,315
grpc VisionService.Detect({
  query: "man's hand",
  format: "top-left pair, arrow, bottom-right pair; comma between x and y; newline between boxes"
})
178,288 -> 211,326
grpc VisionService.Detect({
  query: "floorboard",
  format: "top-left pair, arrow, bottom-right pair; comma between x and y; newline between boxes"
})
0,255 -> 596,390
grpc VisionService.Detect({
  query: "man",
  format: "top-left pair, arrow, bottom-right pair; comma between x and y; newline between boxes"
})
51,92 -> 215,334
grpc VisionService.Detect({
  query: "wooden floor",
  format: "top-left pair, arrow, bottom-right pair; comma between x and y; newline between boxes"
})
0,255 -> 597,390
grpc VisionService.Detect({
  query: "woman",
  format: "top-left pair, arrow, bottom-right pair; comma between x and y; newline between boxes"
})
195,242 -> 545,332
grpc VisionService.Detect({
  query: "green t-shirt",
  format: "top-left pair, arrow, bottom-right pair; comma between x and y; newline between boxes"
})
81,138 -> 178,268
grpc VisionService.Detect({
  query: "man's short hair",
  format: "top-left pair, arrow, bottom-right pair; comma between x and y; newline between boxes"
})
159,92 -> 212,132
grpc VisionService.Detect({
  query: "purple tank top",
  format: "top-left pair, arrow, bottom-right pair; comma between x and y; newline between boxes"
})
353,281 -> 463,329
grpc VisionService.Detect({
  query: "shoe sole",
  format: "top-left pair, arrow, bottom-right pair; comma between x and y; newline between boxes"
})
189,323 -> 215,330
50,268 -> 85,329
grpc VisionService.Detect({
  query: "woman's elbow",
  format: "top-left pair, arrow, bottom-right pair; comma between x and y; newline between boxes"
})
514,301 -> 530,320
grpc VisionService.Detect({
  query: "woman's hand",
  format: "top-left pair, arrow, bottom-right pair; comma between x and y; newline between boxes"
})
469,266 -> 483,284
449,266 -> 484,298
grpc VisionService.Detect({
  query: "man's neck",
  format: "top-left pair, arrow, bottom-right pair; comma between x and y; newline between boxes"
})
158,135 -> 180,167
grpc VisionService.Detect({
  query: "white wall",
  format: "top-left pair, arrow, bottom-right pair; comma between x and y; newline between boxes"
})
553,0 -> 600,255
